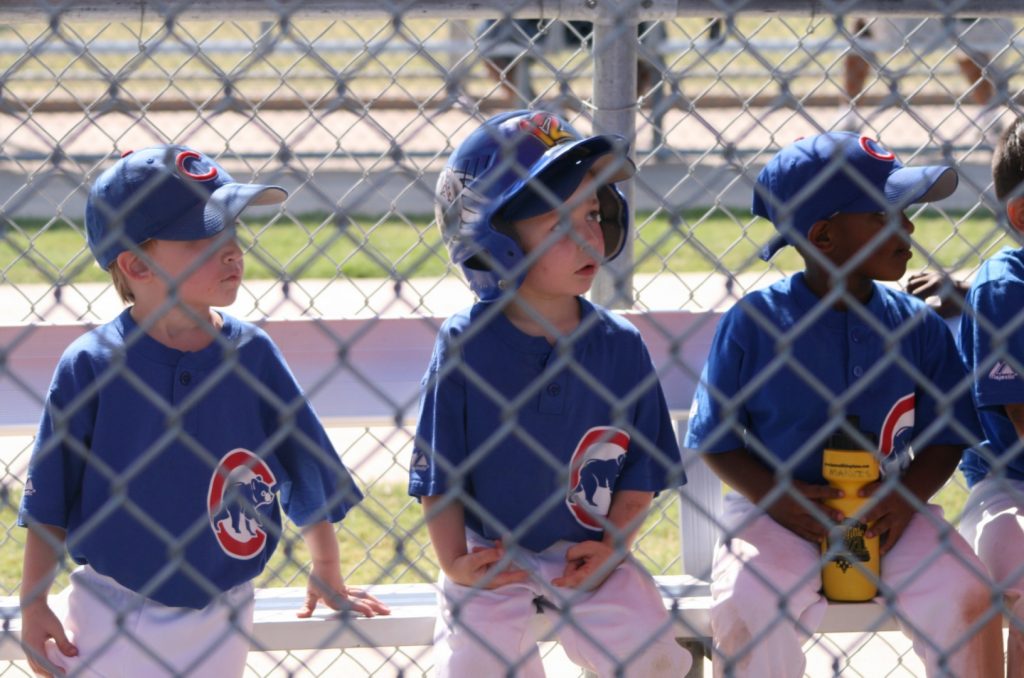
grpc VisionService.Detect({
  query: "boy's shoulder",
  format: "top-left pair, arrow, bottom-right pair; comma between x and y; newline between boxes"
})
58,310 -> 132,366
582,299 -> 645,341
974,247 -> 1024,288
723,275 -> 804,327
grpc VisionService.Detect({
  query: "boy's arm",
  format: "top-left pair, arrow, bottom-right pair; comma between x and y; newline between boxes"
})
296,521 -> 390,618
551,489 -> 656,590
20,524 -> 77,678
421,495 -> 527,589
861,444 -> 962,555
702,448 -> 842,543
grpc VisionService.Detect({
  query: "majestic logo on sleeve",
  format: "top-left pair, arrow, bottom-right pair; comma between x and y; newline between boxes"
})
879,394 -> 915,476
566,427 -> 630,530
989,361 -> 1020,382
208,449 -> 278,560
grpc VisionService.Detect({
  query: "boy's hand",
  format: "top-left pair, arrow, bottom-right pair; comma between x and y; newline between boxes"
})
297,564 -> 390,619
906,271 -> 968,319
444,542 -> 529,589
763,480 -> 844,544
20,599 -> 76,678
551,540 -> 622,591
858,480 -> 916,555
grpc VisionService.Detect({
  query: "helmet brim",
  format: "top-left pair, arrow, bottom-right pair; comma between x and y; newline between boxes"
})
498,135 -> 634,222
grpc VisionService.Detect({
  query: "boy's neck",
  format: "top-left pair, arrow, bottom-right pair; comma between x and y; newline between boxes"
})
130,300 -> 223,352
502,294 -> 582,345
802,265 -> 875,310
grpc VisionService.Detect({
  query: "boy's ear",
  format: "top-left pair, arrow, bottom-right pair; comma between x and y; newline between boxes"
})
1007,197 -> 1024,234
116,251 -> 151,280
806,219 -> 833,252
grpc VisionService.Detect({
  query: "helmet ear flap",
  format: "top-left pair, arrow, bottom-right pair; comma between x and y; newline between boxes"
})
597,185 -> 628,260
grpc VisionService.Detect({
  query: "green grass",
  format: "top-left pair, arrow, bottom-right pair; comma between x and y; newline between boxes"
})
1,207 -> 1010,287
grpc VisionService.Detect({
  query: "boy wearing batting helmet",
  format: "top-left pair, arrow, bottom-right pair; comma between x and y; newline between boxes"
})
409,110 -> 692,676
18,145 -> 388,678
958,115 -> 1024,677
685,132 -> 1002,676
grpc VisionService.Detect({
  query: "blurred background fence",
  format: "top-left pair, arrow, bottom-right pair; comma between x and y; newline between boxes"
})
2,1 -> 1024,675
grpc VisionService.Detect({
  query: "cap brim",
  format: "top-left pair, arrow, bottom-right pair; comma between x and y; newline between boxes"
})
150,183 -> 288,243
500,136 -> 634,222
202,183 -> 288,236
758,233 -> 788,262
886,165 -> 958,206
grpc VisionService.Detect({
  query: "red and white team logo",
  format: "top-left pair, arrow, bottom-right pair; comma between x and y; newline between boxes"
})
858,136 -> 896,162
879,393 -> 915,475
519,112 -> 575,148
208,449 -> 277,560
565,427 -> 630,530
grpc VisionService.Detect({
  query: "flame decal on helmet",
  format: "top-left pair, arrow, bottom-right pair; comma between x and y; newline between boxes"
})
519,112 -> 575,148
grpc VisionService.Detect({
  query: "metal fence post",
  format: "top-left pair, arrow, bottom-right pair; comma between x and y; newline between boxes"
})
590,2 -> 639,309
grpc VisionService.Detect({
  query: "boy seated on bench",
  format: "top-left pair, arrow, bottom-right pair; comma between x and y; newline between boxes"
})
685,132 -> 1002,677
410,110 -> 691,676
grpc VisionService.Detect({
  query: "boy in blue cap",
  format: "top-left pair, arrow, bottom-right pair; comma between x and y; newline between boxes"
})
410,110 -> 691,676
685,132 -> 1002,676
19,146 -> 388,678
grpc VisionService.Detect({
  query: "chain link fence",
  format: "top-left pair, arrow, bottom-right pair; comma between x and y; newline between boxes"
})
2,1 -> 1024,676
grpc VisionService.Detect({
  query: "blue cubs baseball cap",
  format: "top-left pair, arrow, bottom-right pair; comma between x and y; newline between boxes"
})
753,132 -> 958,261
86,145 -> 287,269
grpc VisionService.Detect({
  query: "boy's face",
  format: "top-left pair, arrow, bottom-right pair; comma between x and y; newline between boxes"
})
145,234 -> 244,309
820,210 -> 914,282
512,175 -> 605,301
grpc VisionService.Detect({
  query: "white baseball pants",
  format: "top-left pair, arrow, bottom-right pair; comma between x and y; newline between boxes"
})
433,538 -> 693,678
43,565 -> 254,678
960,477 -> 1024,648
711,492 -> 994,678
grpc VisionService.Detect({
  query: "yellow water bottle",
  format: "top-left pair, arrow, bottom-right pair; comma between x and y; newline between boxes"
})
821,419 -> 880,602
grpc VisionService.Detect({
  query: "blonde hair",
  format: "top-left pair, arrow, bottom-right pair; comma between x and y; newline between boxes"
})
107,241 -> 154,305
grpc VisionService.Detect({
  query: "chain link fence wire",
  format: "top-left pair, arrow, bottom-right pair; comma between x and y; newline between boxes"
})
2,1 -> 1024,675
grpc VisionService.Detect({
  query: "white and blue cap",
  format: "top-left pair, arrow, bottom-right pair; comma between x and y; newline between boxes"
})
86,145 -> 287,269
753,132 -> 958,261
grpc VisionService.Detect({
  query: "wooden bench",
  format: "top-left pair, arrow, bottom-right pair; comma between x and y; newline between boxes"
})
0,311 -> 904,676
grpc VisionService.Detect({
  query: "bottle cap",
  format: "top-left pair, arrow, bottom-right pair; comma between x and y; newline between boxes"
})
826,416 -> 878,450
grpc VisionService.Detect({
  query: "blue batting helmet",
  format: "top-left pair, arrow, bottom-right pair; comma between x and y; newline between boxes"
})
435,110 -> 634,301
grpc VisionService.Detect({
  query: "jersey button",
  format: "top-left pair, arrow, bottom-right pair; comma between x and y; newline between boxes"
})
852,365 -> 864,377
547,383 -> 561,396
179,371 -> 192,386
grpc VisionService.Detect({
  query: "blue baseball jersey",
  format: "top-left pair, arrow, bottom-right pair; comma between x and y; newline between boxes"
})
19,309 -> 361,609
958,247 -> 1024,487
685,272 -> 980,484
409,298 -> 685,552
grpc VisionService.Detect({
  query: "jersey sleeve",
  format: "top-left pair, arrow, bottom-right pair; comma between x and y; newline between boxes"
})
616,338 -> 686,492
18,349 -> 96,530
913,308 -> 982,448
258,335 -> 362,526
409,326 -> 466,498
964,279 -> 1024,410
683,307 -> 749,453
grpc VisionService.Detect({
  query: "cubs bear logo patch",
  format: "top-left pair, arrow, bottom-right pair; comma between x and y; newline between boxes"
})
208,449 -> 277,560
879,393 -> 915,476
565,426 -> 630,530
